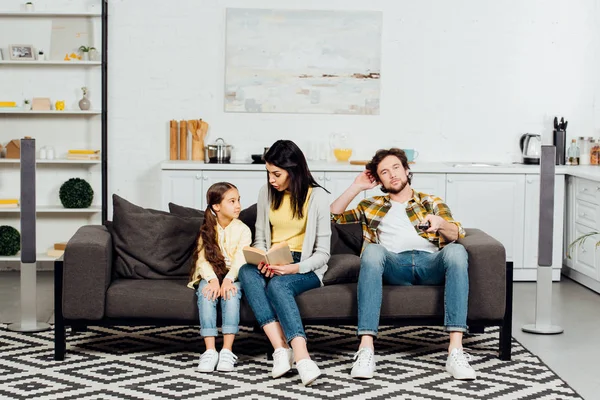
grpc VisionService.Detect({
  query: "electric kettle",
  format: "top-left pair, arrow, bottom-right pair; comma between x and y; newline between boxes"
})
519,133 -> 542,164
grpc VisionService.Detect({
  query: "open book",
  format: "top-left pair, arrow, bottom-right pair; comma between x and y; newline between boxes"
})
243,242 -> 294,266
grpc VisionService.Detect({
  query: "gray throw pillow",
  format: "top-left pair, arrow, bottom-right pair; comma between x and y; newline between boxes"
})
112,195 -> 199,279
331,223 -> 363,256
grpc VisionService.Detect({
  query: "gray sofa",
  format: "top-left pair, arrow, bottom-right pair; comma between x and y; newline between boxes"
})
54,201 -> 511,361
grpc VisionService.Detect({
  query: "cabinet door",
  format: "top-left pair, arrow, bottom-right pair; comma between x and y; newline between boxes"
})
522,174 -> 565,271
201,170 -> 266,210
324,171 -> 361,209
445,174 -> 525,268
572,223 -> 600,279
161,171 -> 203,211
365,173 -> 446,200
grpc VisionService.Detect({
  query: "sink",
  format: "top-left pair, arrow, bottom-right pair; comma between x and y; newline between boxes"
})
447,162 -> 501,167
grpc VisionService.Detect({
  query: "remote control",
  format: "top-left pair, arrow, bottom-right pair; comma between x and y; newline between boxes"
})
417,221 -> 430,230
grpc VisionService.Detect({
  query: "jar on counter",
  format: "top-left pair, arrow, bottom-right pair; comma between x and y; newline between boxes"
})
591,139 -> 600,165
578,137 -> 593,165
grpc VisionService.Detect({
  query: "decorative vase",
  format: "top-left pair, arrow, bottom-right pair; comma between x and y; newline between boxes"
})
78,93 -> 90,111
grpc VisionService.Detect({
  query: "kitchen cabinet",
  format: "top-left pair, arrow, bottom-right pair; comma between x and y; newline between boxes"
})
445,174 -> 525,270
563,177 -> 600,292
318,171 -> 360,209
161,170 -> 264,210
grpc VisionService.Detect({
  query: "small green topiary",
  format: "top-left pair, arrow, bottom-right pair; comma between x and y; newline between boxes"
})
0,226 -> 21,256
59,178 -> 94,208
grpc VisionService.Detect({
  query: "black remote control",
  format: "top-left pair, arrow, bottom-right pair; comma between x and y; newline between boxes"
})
417,221 -> 430,230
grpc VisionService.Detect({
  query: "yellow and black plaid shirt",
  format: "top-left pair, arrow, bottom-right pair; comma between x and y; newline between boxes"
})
331,190 -> 465,254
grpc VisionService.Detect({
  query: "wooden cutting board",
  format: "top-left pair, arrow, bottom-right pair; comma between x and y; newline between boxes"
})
350,160 -> 415,165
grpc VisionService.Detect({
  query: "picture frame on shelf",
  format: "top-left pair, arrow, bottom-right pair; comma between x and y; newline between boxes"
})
9,44 -> 35,61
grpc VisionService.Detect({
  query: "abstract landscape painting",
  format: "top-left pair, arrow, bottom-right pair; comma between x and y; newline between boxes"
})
225,9 -> 382,115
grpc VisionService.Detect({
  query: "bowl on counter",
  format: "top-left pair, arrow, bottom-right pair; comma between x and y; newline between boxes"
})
251,154 -> 265,164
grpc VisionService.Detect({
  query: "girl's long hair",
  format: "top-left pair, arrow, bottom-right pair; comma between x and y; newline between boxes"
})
263,140 -> 326,219
190,182 -> 237,282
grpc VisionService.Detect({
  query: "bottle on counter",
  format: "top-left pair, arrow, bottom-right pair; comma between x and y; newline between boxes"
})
591,139 -> 600,165
567,139 -> 580,165
578,137 -> 593,165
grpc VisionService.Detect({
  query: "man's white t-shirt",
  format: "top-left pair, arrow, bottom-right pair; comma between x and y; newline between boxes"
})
377,200 -> 439,254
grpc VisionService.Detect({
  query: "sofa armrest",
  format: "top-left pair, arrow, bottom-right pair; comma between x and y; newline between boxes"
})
62,225 -> 113,320
458,228 -> 507,321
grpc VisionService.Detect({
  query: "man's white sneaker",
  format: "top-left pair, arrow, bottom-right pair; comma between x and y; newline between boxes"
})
271,347 -> 294,378
216,349 -> 238,372
197,349 -> 219,372
446,348 -> 477,380
296,358 -> 321,386
351,347 -> 376,379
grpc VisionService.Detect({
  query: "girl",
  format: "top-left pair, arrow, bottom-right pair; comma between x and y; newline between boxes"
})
188,182 -> 252,373
238,140 -> 331,386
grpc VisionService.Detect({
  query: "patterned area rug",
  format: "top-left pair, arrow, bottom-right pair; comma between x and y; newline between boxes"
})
0,325 -> 582,400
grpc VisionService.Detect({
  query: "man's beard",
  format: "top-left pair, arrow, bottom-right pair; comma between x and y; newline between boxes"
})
384,179 -> 408,194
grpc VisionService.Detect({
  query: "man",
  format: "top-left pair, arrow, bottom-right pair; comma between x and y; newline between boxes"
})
330,148 -> 476,380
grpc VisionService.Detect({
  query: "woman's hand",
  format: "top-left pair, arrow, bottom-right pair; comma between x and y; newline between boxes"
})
220,278 -> 238,300
202,279 -> 221,301
257,261 -> 274,278
269,264 -> 300,276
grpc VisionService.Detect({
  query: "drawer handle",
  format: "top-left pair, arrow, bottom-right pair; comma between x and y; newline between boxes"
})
596,187 -> 600,191
203,176 -> 208,181
581,188 -> 589,192
325,176 -> 331,182
318,176 -> 323,181
527,179 -> 534,183
579,213 -> 589,218
581,247 -> 587,254
195,174 -> 201,180
447,179 -> 453,183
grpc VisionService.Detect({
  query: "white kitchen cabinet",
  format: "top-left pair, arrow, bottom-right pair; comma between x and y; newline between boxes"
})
522,175 -> 565,275
445,174 -> 525,270
563,177 -> 600,292
320,171 -> 361,209
201,170 -> 265,210
161,171 -> 203,210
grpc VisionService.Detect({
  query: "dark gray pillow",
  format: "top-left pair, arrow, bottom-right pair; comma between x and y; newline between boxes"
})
168,202 -> 204,230
112,195 -> 199,279
331,223 -> 363,256
323,254 -> 361,285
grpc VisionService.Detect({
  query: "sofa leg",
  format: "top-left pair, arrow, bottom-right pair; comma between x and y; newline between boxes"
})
54,259 -> 66,361
499,261 -> 513,361
71,323 -> 88,333
469,326 -> 484,334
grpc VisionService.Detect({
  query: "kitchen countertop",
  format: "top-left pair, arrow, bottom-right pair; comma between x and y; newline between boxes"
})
161,160 -> 600,180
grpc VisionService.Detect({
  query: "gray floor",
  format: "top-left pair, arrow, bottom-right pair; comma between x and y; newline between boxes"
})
1,272 -> 599,399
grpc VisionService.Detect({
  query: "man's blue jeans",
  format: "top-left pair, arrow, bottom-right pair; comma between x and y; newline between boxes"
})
238,252 -> 320,343
358,243 -> 469,336
196,279 -> 242,337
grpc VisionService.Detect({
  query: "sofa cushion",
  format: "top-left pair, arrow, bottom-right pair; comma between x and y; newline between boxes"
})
323,254 -> 361,285
112,195 -> 198,279
167,202 -> 204,229
331,223 -> 362,255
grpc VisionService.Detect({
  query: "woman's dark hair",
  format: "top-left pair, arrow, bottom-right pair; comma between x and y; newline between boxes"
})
263,140 -> 326,219
190,182 -> 237,282
366,148 -> 412,193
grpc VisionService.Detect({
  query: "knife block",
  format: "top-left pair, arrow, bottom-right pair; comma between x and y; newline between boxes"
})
553,130 -> 566,165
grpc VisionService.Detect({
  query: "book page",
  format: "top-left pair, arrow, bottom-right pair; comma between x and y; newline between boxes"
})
265,243 -> 294,265
243,246 -> 267,265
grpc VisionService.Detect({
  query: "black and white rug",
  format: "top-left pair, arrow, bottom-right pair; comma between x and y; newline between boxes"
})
0,325 -> 582,400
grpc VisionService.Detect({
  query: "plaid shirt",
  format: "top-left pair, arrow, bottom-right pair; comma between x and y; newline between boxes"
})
331,190 -> 465,254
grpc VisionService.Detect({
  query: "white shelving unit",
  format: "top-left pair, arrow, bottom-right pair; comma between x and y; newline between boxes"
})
0,60 -> 101,66
0,3 -> 105,264
0,109 -> 101,115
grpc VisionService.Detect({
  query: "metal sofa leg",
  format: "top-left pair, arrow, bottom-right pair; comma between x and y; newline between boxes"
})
499,261 -> 513,361
54,258 -> 66,361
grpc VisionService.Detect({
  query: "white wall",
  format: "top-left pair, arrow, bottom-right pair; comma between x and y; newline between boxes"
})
3,0 -> 600,213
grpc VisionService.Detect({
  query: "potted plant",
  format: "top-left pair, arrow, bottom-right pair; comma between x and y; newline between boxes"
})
23,99 -> 31,110
567,232 -> 599,258
25,2 -> 34,12
78,46 -> 95,61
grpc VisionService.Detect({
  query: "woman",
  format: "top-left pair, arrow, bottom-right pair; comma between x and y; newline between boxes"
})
238,140 -> 331,386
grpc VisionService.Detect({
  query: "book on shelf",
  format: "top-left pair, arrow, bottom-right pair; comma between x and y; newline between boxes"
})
68,149 -> 100,155
243,242 -> 294,266
66,154 -> 100,160
0,203 -> 18,208
0,199 -> 19,204
47,249 -> 64,257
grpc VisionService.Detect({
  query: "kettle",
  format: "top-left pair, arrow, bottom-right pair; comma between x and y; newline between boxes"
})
519,133 -> 541,164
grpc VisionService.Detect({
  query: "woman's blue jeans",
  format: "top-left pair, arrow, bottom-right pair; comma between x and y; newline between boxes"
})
238,252 -> 320,343
196,279 -> 242,337
358,243 -> 469,336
